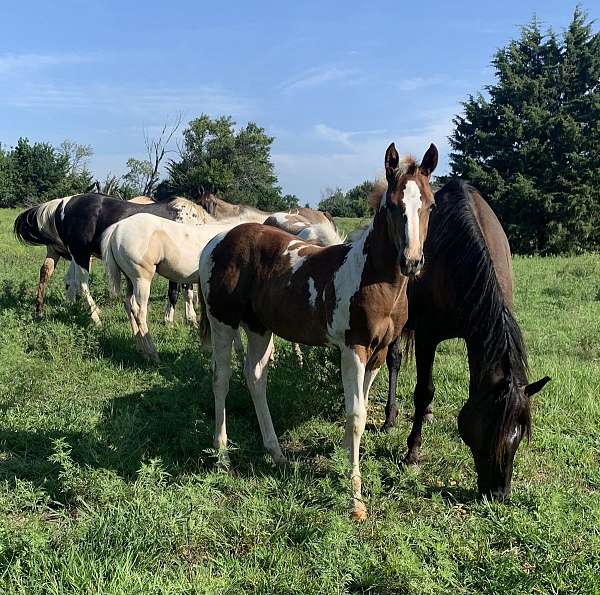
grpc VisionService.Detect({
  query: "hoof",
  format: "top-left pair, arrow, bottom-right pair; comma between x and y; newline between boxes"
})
424,413 -> 434,424
351,500 -> 368,521
381,421 -> 396,433
403,452 -> 420,467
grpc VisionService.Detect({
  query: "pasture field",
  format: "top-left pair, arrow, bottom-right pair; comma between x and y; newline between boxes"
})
0,206 -> 599,595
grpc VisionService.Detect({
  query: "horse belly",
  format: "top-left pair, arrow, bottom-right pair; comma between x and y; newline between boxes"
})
155,238 -> 199,284
253,288 -> 329,347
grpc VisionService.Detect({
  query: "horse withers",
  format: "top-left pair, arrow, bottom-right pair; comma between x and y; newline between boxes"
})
199,143 -> 439,520
384,179 -> 550,500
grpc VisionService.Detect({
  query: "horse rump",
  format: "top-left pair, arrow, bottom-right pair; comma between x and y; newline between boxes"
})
14,206 -> 53,246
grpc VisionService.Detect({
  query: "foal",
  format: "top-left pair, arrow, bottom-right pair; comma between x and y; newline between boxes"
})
101,214 -> 238,362
199,143 -> 439,520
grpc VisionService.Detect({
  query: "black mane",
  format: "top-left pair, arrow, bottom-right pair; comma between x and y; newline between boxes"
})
427,179 -> 530,456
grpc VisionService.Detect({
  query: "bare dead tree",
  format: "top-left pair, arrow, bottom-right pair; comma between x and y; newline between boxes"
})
142,114 -> 182,196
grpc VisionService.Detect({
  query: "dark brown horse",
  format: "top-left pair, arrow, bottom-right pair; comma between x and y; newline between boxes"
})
383,179 -> 550,500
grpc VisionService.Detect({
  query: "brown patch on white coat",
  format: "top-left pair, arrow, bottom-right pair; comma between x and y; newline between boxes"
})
199,142 -> 439,520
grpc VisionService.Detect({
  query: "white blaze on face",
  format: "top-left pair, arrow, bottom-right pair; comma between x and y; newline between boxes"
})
402,180 -> 422,261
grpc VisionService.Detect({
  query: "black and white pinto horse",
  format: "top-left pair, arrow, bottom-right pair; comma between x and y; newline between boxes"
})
14,193 -> 212,325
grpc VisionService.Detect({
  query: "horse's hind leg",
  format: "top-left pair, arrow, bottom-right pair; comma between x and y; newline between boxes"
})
123,279 -> 143,353
132,277 -> 159,363
164,281 -> 179,324
210,320 -> 236,465
35,246 -> 60,320
76,265 -> 101,327
243,329 -> 285,464
404,336 -> 436,465
382,336 -> 402,431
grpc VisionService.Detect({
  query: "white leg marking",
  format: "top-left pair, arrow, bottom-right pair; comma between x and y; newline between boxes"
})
243,329 -> 285,464
77,267 -> 101,327
210,320 -> 236,464
293,342 -> 304,367
164,301 -> 175,324
362,367 -> 380,410
184,286 -> 197,326
341,347 -> 368,520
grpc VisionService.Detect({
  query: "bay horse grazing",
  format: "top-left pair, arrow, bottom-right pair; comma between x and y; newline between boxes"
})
383,179 -> 550,500
101,214 -> 238,362
199,143 -> 439,520
14,193 -> 212,325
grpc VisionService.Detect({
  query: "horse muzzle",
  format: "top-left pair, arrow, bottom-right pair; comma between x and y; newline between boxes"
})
399,253 -> 424,278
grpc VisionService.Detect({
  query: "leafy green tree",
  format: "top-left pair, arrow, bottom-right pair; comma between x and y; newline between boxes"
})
318,187 -> 349,217
318,180 -> 375,217
164,115 -> 297,210
449,8 -> 600,254
0,138 -> 93,207
122,158 -> 154,197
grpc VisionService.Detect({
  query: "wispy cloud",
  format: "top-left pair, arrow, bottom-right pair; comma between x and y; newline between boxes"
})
279,64 -> 362,93
0,52 -> 92,76
0,81 -> 252,118
396,75 -> 446,92
314,124 -> 386,148
273,110 -> 457,204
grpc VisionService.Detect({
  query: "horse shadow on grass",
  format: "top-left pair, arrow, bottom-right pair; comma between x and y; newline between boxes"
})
0,344 -> 348,504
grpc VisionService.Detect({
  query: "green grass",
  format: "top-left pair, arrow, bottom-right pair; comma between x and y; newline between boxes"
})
1,208 -> 599,594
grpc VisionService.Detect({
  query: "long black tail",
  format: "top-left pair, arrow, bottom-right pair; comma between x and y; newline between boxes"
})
14,206 -> 55,246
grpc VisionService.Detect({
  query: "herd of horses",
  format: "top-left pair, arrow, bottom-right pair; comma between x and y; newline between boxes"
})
13,142 -> 550,520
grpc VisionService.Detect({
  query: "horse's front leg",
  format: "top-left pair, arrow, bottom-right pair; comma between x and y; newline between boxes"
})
164,281 -> 180,324
75,261 -> 101,327
341,347 -> 368,521
382,336 -> 402,431
404,336 -> 436,465
35,246 -> 61,320
183,284 -> 198,326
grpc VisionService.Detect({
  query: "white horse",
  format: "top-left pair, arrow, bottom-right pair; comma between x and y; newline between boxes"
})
101,214 -> 239,362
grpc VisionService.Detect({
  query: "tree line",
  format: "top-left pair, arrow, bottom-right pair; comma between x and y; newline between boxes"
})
1,7 -> 598,253
0,116 -> 300,212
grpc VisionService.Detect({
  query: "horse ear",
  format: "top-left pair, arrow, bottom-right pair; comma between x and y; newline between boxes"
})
385,142 -> 399,183
419,143 -> 438,178
524,376 -> 551,397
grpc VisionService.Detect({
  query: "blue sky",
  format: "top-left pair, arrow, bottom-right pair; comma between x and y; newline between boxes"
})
0,1 -> 583,205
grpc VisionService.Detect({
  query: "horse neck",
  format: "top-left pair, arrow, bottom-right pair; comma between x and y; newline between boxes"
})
363,207 -> 404,282
465,334 -> 526,399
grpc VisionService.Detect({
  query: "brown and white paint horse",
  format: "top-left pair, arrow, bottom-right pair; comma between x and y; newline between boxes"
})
199,143 -> 439,520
